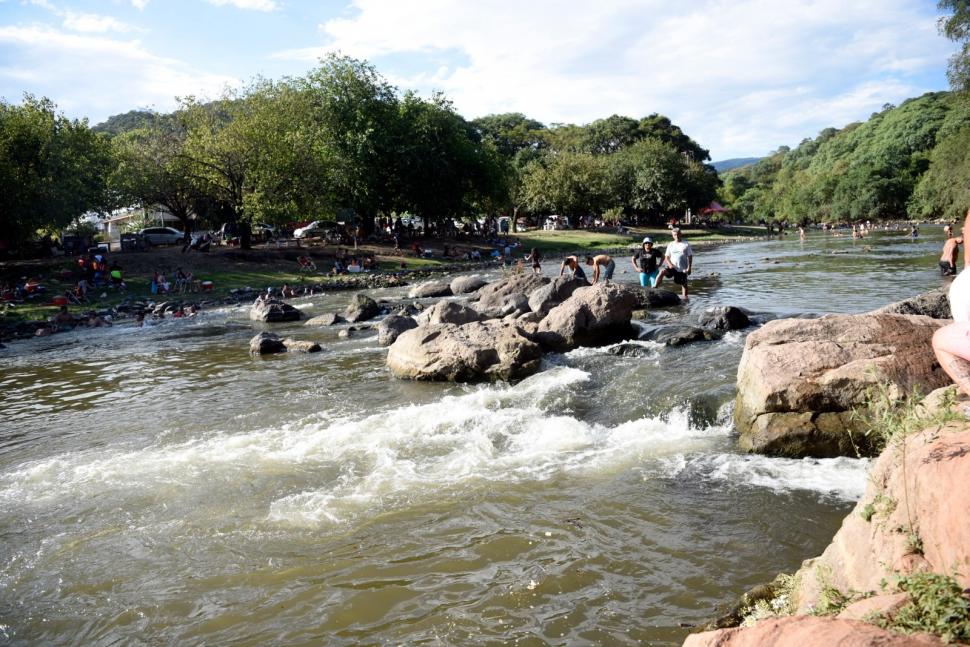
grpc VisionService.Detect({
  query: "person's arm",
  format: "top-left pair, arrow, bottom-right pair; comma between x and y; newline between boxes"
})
686,246 -> 693,274
631,255 -> 640,273
559,261 -> 566,277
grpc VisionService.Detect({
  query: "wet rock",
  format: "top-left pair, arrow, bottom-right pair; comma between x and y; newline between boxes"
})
377,315 -> 418,346
527,276 -> 587,318
684,616 -> 943,647
338,329 -> 352,339
250,331 -> 286,355
874,287 -> 951,319
606,342 -> 656,357
250,298 -> 302,323
344,293 -> 380,323
640,325 -> 723,346
282,338 -> 322,353
735,313 -> 948,458
304,312 -> 343,327
535,282 -> 639,352
450,275 -> 488,295
426,301 -> 481,325
408,281 -> 452,299
475,273 -> 549,318
698,305 -> 751,331
386,319 -> 542,382
635,288 -> 682,308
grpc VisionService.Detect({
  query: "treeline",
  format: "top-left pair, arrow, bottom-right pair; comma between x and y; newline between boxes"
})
0,54 -> 719,247
721,91 -> 970,224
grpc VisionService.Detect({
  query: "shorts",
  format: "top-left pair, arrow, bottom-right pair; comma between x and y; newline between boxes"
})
603,260 -> 615,280
573,266 -> 587,281
940,261 -> 957,276
665,267 -> 688,286
639,270 -> 659,287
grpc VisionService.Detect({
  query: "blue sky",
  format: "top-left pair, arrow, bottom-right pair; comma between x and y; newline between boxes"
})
0,0 -> 957,159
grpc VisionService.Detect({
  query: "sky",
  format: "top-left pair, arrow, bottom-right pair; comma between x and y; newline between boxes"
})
0,0 -> 958,159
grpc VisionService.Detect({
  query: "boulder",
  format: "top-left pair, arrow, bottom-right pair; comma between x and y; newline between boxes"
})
386,320 -> 542,382
684,616 -> 943,647
527,276 -> 587,318
640,324 -> 724,346
450,275 -> 488,295
426,301 -> 481,325
282,339 -> 322,353
637,288 -> 682,308
408,280 -> 452,299
304,312 -> 343,327
875,287 -> 951,320
250,332 -> 286,355
606,342 -> 657,358
475,273 -> 549,318
249,298 -> 303,323
734,314 -> 949,458
534,282 -> 639,352
377,315 -> 419,346
344,293 -> 380,323
698,305 -> 752,331
792,425 -> 970,614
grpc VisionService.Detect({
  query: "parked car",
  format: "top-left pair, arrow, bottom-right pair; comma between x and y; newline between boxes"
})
293,220 -> 335,239
253,223 -> 277,242
139,227 -> 184,245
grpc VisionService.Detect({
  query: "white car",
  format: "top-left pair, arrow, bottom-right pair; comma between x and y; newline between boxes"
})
139,226 -> 185,245
293,221 -> 331,239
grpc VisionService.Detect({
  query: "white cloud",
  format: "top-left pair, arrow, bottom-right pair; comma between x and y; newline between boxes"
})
131,0 -> 149,9
206,0 -> 278,11
0,25 -> 236,121
273,0 -> 956,158
62,11 -> 133,33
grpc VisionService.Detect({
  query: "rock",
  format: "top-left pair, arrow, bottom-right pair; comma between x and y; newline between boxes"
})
517,312 -> 543,324
249,332 -> 286,355
875,287 -> 951,320
344,293 -> 380,323
338,329 -> 351,339
527,276 -> 587,318
386,320 -> 542,382
637,288 -> 682,308
837,593 -> 910,622
282,339 -> 322,353
250,298 -> 302,322
377,315 -> 419,346
639,324 -> 724,346
698,306 -> 752,331
304,312 -> 343,327
535,282 -> 639,352
408,281 -> 452,299
426,301 -> 481,325
606,342 -> 656,357
734,314 -> 949,458
475,273 -> 549,318
791,425 -> 970,613
684,616 -> 943,647
450,275 -> 488,295
394,303 -> 420,317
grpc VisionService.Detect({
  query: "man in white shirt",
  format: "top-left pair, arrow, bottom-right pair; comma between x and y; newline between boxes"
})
655,228 -> 693,300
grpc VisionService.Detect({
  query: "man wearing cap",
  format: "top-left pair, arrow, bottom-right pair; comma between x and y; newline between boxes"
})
632,237 -> 663,287
656,228 -> 694,300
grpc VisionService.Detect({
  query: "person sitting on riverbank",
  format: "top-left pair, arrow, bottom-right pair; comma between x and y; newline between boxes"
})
586,254 -> 615,284
109,261 -> 125,291
655,228 -> 693,300
632,238 -> 662,287
933,208 -> 970,400
297,255 -> 317,272
151,270 -> 170,294
940,236 -> 962,276
559,255 -> 588,281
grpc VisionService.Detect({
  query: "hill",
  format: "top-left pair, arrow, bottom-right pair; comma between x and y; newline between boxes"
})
92,109 -> 159,136
711,157 -> 761,173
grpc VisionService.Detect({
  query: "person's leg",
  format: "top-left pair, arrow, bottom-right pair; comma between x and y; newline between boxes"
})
933,323 -> 970,397
654,268 -> 666,287
639,272 -> 648,287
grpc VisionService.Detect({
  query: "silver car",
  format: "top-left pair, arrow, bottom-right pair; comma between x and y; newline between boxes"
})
139,226 -> 184,245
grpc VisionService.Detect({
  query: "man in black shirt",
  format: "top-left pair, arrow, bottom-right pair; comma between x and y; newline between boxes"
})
632,237 -> 663,287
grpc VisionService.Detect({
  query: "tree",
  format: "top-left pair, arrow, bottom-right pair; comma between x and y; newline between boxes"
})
471,112 -> 546,158
940,0 -> 970,92
638,113 -> 710,161
584,115 -> 641,155
521,151 -> 611,218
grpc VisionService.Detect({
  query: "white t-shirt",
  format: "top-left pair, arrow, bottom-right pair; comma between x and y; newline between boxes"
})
665,241 -> 693,271
950,269 -> 970,322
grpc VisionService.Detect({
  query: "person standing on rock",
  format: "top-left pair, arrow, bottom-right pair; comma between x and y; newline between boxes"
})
655,228 -> 693,300
586,254 -> 615,284
632,237 -> 663,287
940,235 -> 962,276
559,255 -> 588,281
934,208 -> 970,398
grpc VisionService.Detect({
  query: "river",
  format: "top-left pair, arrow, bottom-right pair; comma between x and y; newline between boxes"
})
0,226 -> 952,645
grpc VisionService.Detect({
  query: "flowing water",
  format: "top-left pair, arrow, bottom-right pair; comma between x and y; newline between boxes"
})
0,227 -> 953,645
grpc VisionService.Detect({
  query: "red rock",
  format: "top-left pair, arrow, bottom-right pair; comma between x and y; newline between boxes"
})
683,616 -> 943,646
837,592 -> 910,621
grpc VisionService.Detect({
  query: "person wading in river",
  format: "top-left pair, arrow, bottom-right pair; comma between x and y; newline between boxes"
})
632,237 -> 662,287
559,255 -> 587,281
940,234 -> 962,276
586,254 -> 615,284
655,228 -> 693,300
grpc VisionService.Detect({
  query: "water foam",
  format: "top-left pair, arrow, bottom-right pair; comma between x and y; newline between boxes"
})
0,366 -> 729,528
562,339 -> 663,360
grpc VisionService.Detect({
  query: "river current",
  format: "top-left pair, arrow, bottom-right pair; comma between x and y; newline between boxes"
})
0,228 -> 952,645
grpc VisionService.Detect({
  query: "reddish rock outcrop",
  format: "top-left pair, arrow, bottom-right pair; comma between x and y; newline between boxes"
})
684,616 -> 943,646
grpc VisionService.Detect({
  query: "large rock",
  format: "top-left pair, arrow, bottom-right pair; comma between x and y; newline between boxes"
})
527,276 -> 587,318
386,320 -> 542,382
450,275 -> 488,295
698,305 -> 751,331
791,424 -> 970,614
875,287 -> 951,320
250,298 -> 302,322
734,313 -> 949,457
304,312 -> 343,327
535,282 -> 639,352
408,281 -> 452,299
250,332 -> 286,355
426,300 -> 481,325
344,293 -> 380,323
377,315 -> 418,346
640,324 -> 724,346
282,338 -> 322,353
684,616 -> 943,647
637,288 -> 682,308
475,273 -> 549,318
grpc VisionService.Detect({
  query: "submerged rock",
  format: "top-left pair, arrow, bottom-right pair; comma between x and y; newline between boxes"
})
250,331 -> 286,355
534,282 -> 638,352
250,298 -> 302,322
639,324 -> 724,346
698,305 -> 751,331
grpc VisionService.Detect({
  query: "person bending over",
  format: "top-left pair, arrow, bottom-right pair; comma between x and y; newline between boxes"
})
586,254 -> 615,284
559,255 -> 587,281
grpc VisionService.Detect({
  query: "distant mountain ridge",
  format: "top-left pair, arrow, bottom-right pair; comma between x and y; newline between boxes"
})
712,157 -> 762,173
